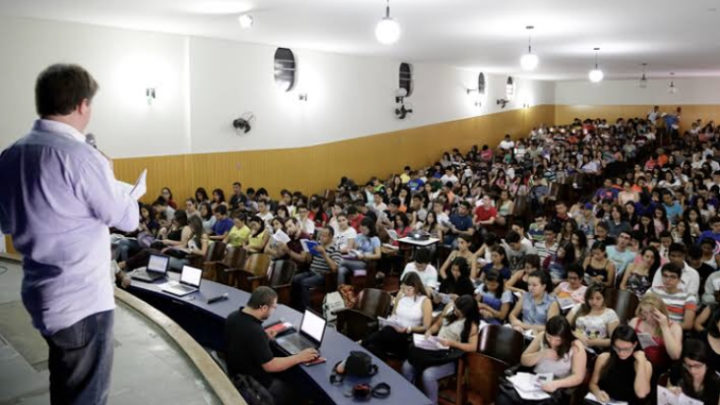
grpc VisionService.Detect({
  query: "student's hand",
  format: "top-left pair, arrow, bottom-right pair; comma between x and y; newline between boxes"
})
667,386 -> 682,395
543,348 -> 559,361
633,350 -> 647,362
393,325 -> 408,334
296,348 -> 319,363
424,330 -> 432,339
436,337 -> 451,348
541,380 -> 559,393
596,390 -> 610,403
652,308 -> 669,328
266,329 -> 278,339
315,245 -> 326,255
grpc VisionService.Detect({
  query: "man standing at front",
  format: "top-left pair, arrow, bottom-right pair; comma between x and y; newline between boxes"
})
0,64 -> 140,404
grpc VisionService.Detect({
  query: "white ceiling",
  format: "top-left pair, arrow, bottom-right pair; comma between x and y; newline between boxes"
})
2,0 -> 720,80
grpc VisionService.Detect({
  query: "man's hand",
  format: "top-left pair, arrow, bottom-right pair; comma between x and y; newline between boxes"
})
266,329 -> 278,340
295,348 -> 319,363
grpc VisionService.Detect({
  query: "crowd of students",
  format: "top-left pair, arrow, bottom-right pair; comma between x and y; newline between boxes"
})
112,108 -> 720,404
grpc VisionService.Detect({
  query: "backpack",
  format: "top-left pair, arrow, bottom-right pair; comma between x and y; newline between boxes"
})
231,374 -> 274,405
322,291 -> 345,322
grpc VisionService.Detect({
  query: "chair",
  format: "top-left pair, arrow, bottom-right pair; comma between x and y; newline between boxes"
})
268,260 -> 297,305
236,253 -> 272,292
204,246 -> 245,284
604,287 -> 639,324
335,288 -> 393,341
189,240 -> 226,270
454,325 -> 525,405
309,271 -> 338,313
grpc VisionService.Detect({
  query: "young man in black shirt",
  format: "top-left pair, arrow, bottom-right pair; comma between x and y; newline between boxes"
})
225,287 -> 318,404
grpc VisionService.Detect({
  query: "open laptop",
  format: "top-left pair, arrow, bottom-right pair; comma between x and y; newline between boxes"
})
275,309 -> 326,355
162,265 -> 202,297
131,254 -> 169,282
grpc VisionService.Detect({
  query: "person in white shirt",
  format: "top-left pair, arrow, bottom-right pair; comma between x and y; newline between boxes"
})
440,168 -> 459,185
650,242 -> 700,298
333,213 -> 357,252
400,249 -> 438,293
498,134 -> 515,152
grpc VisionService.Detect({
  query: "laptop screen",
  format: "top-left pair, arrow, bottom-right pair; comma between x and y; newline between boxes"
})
148,255 -> 169,273
180,266 -> 202,287
300,310 -> 326,343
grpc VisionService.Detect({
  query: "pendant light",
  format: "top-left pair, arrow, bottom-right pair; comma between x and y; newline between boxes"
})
520,25 -> 539,71
375,0 -> 401,45
588,47 -> 604,83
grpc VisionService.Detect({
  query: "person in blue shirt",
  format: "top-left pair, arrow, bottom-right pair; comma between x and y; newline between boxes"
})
211,205 -> 234,240
662,191 -> 683,225
697,216 -> 720,245
481,246 -> 511,282
444,201 -> 475,247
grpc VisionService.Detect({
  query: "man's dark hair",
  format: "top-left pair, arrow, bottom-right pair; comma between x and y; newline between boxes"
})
233,182 -> 242,187
668,242 -> 687,256
661,262 -> 682,277
214,205 -> 228,216
688,245 -> 703,260
506,231 -> 521,244
414,248 -> 431,264
247,286 -> 278,309
35,64 -> 99,117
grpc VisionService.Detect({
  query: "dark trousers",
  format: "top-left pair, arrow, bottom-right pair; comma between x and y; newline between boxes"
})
44,310 -> 114,405
363,326 -> 412,359
291,271 -> 325,311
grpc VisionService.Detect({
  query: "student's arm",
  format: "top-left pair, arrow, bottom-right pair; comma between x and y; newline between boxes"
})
520,333 -> 546,367
439,253 -> 454,279
509,295 -> 526,329
363,245 -> 382,261
425,303 -> 448,335
507,271 -> 527,293
605,262 -> 616,288
443,323 -> 479,353
619,264 -> 633,290
589,353 -> 611,402
658,312 -> 683,360
632,351 -> 652,399
544,340 -> 586,392
588,319 -> 618,348
407,297 -> 433,334
702,276 -> 716,305
469,255 -> 479,281
681,301 -> 697,331
694,305 -> 711,332
189,235 -> 209,256
262,348 -> 318,372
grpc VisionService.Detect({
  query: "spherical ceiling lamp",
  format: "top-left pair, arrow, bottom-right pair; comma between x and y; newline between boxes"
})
238,14 -> 253,29
520,26 -> 539,71
375,0 -> 401,45
588,47 -> 604,83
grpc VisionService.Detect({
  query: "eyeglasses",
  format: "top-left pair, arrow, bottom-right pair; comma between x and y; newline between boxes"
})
683,362 -> 705,371
612,345 -> 634,354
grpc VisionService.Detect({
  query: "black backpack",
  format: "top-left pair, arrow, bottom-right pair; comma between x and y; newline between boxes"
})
231,374 -> 274,405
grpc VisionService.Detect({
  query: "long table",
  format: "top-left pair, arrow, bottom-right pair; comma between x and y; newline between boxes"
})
128,274 -> 431,405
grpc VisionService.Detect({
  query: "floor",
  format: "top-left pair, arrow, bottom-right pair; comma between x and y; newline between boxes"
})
0,260 -> 221,405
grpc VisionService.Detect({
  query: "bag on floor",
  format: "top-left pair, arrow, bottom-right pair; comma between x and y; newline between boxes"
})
231,374 -> 274,405
323,291 -> 346,322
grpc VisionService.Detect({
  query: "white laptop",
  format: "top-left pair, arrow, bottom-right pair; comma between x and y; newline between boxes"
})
162,265 -> 202,297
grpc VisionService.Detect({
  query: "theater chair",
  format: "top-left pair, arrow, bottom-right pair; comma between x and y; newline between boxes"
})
604,287 -> 639,324
309,271 -> 337,313
203,245 -> 245,284
267,260 -> 297,305
445,324 -> 524,405
189,240 -> 226,270
236,253 -> 272,292
335,288 -> 393,341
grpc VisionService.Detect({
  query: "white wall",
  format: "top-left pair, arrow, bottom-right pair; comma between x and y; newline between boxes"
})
555,78 -> 720,105
0,16 -> 554,158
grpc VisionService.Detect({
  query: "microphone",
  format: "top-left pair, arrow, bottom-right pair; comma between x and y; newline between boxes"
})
85,133 -> 97,149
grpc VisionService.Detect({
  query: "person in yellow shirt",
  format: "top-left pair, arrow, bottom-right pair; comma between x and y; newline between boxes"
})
224,212 -> 251,248
400,165 -> 411,184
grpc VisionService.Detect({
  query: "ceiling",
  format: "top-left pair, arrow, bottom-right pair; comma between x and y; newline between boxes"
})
2,0 -> 720,80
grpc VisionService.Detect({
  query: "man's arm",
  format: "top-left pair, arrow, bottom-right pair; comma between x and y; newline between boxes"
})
78,154 -> 139,232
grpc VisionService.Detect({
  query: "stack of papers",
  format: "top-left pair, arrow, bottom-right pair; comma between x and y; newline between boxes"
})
557,297 -> 576,311
584,392 -> 628,405
656,386 -> 702,405
378,316 -> 405,330
506,372 -> 552,400
272,230 -> 291,244
413,334 -> 449,351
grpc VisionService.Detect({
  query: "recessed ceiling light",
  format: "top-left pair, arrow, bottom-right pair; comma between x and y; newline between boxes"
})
238,14 -> 253,29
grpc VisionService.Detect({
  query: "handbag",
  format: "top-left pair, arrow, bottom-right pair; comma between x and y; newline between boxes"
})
345,351 -> 378,377
231,374 -> 274,405
407,345 -> 464,370
322,291 -> 346,322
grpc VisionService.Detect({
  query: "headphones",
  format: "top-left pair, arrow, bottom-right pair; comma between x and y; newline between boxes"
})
330,361 -> 390,399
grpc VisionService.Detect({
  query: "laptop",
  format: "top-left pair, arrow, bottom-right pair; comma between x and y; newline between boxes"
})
275,309 -> 327,355
131,254 -> 169,282
162,265 -> 202,297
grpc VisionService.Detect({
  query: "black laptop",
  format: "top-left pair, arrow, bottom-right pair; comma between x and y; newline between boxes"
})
275,309 -> 327,355
131,254 -> 169,282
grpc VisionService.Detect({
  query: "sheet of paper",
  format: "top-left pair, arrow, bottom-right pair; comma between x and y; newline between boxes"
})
636,332 -> 658,349
378,316 -> 404,330
412,334 -> 449,351
273,230 -> 291,244
130,169 -> 147,200
507,372 -> 551,401
584,392 -> 628,405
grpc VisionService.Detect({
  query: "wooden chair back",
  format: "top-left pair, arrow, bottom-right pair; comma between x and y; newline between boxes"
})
243,253 -> 272,277
604,287 -> 639,324
356,288 -> 393,318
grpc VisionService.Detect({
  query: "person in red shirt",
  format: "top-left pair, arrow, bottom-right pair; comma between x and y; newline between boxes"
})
347,205 -> 364,232
473,195 -> 497,227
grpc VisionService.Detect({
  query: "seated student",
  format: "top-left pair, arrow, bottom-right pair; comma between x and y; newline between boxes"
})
223,212 -> 251,248
198,202 -> 216,234
628,294 -> 682,378
665,339 -> 720,405
588,325 -> 652,404
225,287 -> 318,405
439,235 -> 478,281
506,254 -> 540,294
245,215 -> 270,253
436,257 -> 476,303
620,246 -> 661,298
291,227 -> 342,311
210,205 -> 234,241
265,217 -> 311,270
480,245 -> 511,282
566,284 -> 619,351
363,272 -> 432,359
688,243 -> 715,297
332,212 -> 357,253
475,270 -> 513,324
338,217 -> 382,285
534,224 -> 560,264
402,295 -> 480,404
605,230 -> 637,279
444,200 -> 475,247
400,248 -> 438,291
650,242 -> 700,298
697,307 -> 720,374
583,241 -> 616,288
553,264 -> 587,306
502,230 -> 537,272
646,262 -> 697,331
543,242 -> 575,285
496,316 -> 587,405
509,270 -> 560,334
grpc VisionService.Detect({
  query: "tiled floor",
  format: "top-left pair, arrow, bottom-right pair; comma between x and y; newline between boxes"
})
0,260 -> 221,404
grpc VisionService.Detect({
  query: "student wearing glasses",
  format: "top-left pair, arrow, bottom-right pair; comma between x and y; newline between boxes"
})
587,325 -> 652,404
646,262 -> 697,331
664,339 -> 720,404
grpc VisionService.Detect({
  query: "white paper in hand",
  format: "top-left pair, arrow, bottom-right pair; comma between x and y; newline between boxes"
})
130,169 -> 147,200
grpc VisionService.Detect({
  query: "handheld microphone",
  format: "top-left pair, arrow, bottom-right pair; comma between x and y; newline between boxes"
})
207,293 -> 229,304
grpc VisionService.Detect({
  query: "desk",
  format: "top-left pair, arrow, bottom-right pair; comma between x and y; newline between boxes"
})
128,275 -> 431,405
